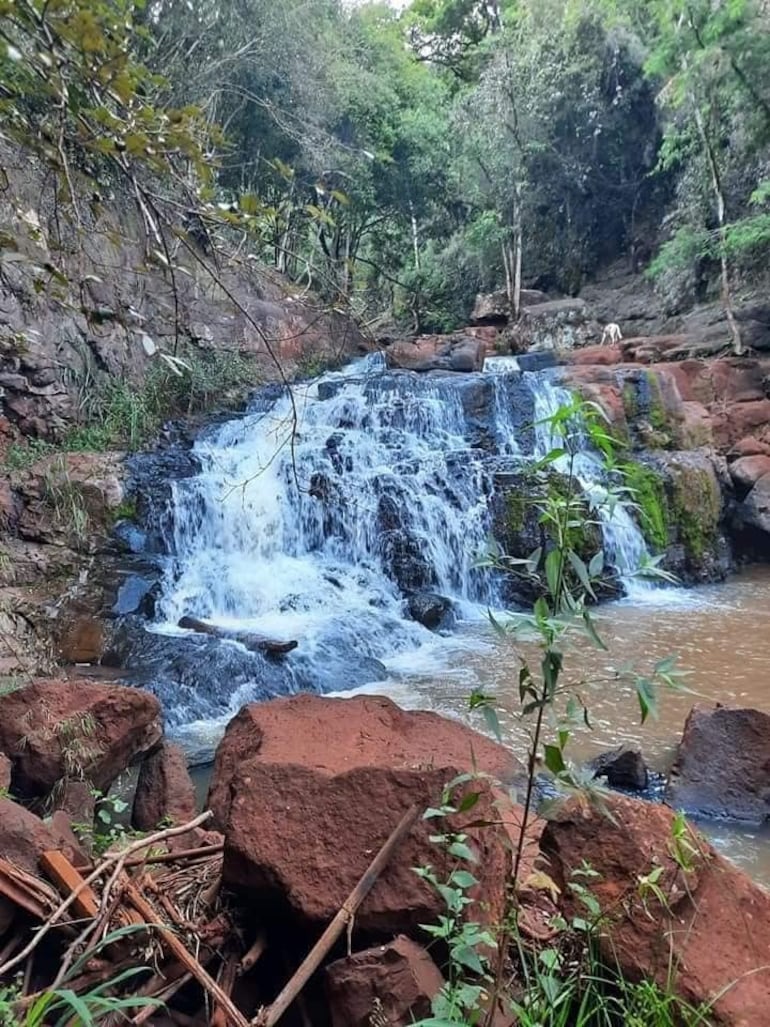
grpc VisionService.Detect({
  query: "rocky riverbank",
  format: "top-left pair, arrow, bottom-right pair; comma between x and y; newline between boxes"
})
0,683 -> 768,1026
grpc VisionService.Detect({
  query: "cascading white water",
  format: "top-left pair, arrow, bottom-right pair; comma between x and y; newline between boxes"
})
530,377 -> 651,585
152,355 -> 652,726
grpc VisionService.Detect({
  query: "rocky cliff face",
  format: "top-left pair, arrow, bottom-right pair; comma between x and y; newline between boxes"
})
0,144 -> 369,677
0,144 -> 367,442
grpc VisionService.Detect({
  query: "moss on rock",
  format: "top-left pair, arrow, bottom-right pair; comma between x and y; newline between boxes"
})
622,461 -> 668,551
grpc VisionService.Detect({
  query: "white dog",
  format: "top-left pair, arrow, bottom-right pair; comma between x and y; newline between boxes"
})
600,322 -> 623,346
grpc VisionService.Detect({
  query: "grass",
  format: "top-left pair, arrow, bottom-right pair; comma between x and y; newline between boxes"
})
2,349 -> 261,470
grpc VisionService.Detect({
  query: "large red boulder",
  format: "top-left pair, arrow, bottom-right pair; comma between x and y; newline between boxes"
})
0,678 -> 162,799
542,794 -> 770,1027
326,936 -> 443,1027
208,694 -> 521,823
209,695 -> 531,938
132,742 -> 197,831
666,705 -> 770,822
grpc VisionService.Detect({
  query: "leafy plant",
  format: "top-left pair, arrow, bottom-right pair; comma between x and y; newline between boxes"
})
416,397 -> 696,1027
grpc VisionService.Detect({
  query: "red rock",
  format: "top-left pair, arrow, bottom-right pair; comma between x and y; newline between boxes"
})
0,795 -> 81,873
713,398 -> 770,450
567,344 -> 624,366
208,694 -> 521,822
326,936 -> 443,1027
666,705 -> 770,822
221,760 -> 522,936
54,778 -> 95,824
729,437 -> 770,459
0,753 -> 10,791
57,615 -> 105,664
542,793 -> 770,1027
0,678 -> 162,799
48,810 -> 91,867
210,695 -> 532,938
132,742 -> 197,832
385,336 -> 484,373
729,455 -> 770,491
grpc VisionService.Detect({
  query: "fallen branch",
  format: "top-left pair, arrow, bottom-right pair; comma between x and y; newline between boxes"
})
256,803 -> 421,1027
124,843 -> 224,868
0,811 -> 213,980
239,934 -> 266,975
124,882 -> 250,1027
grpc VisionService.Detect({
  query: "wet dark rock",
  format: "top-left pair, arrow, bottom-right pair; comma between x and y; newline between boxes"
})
666,704 -> 770,823
112,520 -> 150,555
112,574 -> 160,616
379,530 -> 435,593
515,351 -> 562,372
490,469 -> 620,606
591,745 -> 649,792
406,592 -> 454,631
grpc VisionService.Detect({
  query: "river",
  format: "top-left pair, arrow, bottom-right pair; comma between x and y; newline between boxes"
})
340,566 -> 770,882
145,354 -> 770,884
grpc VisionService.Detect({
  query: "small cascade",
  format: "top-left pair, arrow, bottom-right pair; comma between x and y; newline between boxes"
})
530,377 -> 650,584
144,354 -> 652,728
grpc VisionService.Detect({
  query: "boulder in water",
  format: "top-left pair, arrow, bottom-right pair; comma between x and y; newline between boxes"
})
591,745 -> 649,791
542,793 -> 770,1027
666,704 -> 770,822
406,592 -> 454,631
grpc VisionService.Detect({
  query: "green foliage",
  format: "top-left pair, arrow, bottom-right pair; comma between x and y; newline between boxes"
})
0,930 -> 161,1025
417,399 -> 703,1027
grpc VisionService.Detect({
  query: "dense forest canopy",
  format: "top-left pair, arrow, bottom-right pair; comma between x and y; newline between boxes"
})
1,0 -> 770,339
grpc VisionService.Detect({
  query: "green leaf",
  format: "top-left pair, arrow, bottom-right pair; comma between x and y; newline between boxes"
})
450,869 -> 479,889
545,548 -> 562,596
567,550 -> 596,599
448,840 -> 477,862
452,944 -> 484,974
543,743 -> 567,775
582,611 -> 608,651
636,676 -> 658,724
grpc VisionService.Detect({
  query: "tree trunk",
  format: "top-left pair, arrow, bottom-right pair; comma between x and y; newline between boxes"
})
511,192 -> 523,320
408,194 -> 420,272
694,105 -> 743,355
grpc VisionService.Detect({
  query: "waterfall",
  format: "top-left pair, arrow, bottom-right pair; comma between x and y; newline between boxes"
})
147,355 -> 652,730
530,378 -> 650,583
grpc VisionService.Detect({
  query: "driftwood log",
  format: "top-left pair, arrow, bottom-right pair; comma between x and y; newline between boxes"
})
178,616 -> 298,656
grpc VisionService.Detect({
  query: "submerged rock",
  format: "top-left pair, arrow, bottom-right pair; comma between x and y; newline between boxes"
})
406,592 -> 454,631
591,745 -> 649,792
666,704 -> 770,823
542,793 -> 770,1027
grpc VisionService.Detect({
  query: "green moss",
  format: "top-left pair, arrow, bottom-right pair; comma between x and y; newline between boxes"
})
622,382 -> 638,420
505,491 -> 527,534
644,371 -> 669,434
668,461 -> 721,561
622,461 -> 668,551
112,497 -> 138,522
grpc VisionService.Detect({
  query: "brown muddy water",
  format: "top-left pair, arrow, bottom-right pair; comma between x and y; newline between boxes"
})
351,566 -> 770,885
